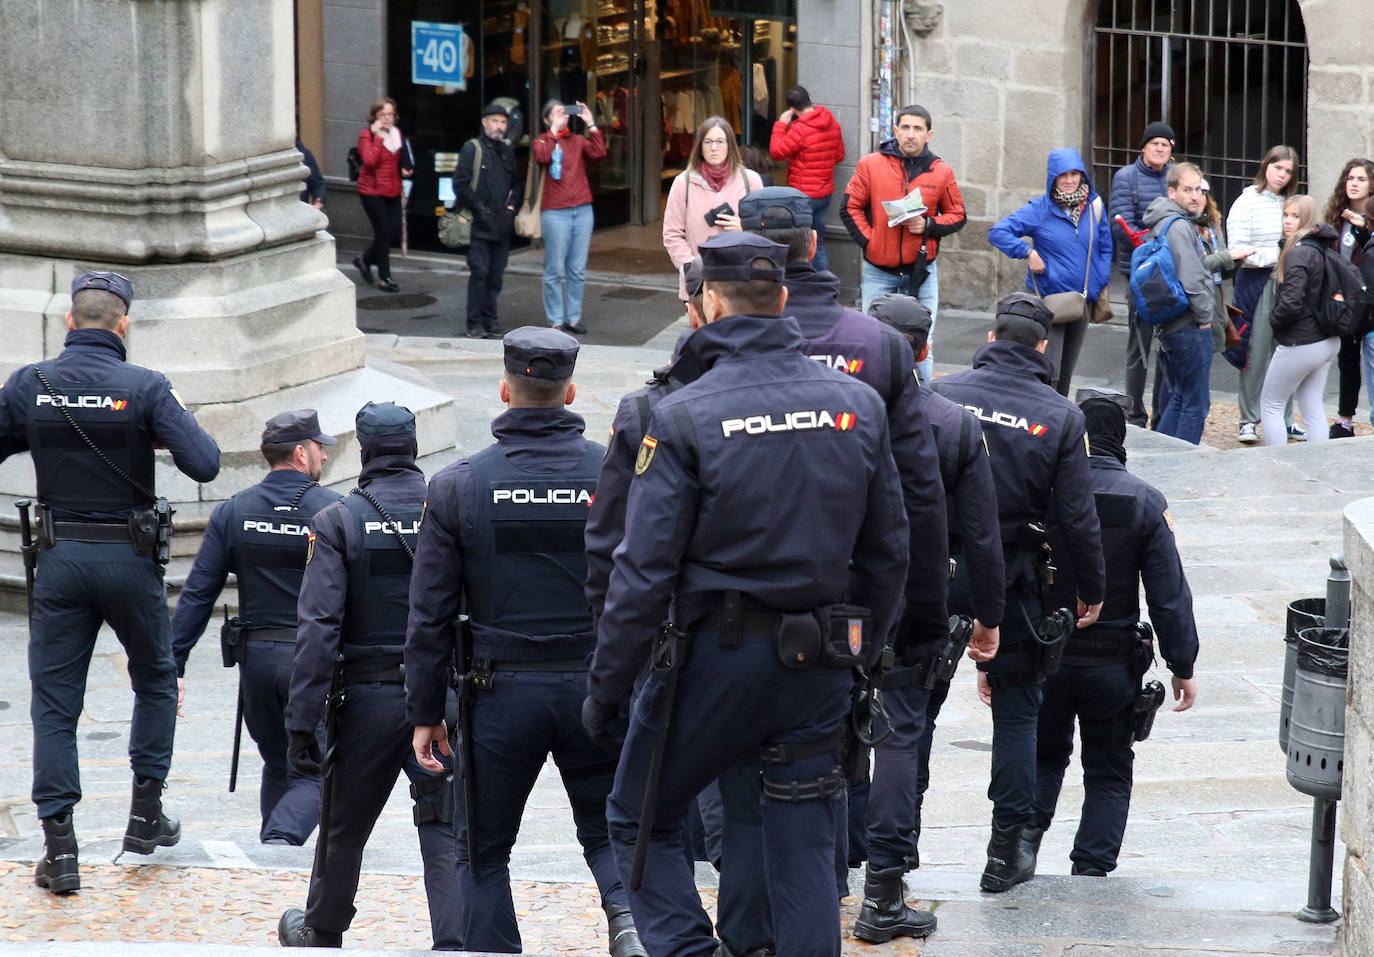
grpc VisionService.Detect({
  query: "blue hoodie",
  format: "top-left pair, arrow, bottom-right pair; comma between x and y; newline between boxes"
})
987,147 -> 1114,301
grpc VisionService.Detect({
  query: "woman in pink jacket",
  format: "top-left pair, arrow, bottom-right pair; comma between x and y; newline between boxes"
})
662,117 -> 764,302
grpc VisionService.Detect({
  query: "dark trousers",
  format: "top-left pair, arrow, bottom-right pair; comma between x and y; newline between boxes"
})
359,193 -> 402,281
606,631 -> 850,957
466,236 -> 512,333
1124,295 -> 1161,427
1033,661 -> 1137,873
459,670 -> 625,953
304,681 -> 461,949
863,681 -> 931,870
808,194 -> 833,273
1047,318 -> 1089,397
29,541 -> 175,818
1337,333 -> 1363,418
240,638 -> 321,845
715,764 -> 774,955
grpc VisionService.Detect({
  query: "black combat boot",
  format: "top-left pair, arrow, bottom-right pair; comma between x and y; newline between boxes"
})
605,904 -> 648,957
34,812 -> 79,895
1019,823 -> 1044,875
979,820 -> 1036,892
278,908 -> 342,947
122,775 -> 181,854
715,943 -> 774,957
853,864 -> 937,943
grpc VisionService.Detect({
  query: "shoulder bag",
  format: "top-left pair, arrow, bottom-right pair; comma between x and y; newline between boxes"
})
1031,198 -> 1100,325
438,138 -> 483,249
514,156 -> 545,239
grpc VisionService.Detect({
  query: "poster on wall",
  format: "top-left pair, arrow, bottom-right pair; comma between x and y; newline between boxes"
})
412,21 -> 468,89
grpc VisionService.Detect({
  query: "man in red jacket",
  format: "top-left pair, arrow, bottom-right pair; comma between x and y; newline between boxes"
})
843,104 -> 966,382
771,85 -> 846,272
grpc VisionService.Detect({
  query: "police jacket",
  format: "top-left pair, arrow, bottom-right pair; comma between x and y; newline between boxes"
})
916,387 -> 1006,628
0,328 -> 220,521
588,312 -> 910,705
285,453 -> 425,733
1049,453 -> 1198,679
170,470 -> 342,676
406,408 -> 604,727
930,340 -> 1104,609
783,260 -> 950,655
454,133 -> 523,241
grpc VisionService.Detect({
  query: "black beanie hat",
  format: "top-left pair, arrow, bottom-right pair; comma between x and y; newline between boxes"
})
1140,122 -> 1175,148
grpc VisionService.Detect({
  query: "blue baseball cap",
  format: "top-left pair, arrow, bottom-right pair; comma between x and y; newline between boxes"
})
72,270 -> 134,310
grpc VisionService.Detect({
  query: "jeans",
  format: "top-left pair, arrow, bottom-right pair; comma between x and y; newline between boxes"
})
359,193 -> 401,282
861,259 -> 939,382
466,236 -> 512,333
1155,323 -> 1213,445
808,194 -> 833,273
1260,337 -> 1340,448
541,204 -> 594,327
1363,333 -> 1374,425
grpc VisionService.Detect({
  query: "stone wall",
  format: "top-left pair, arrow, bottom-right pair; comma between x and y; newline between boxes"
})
1341,498 -> 1374,956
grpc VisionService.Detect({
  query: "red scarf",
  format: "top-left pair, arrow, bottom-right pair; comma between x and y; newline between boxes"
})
700,162 -> 732,192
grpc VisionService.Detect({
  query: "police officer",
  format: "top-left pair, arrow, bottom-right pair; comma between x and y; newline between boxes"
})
583,233 -> 910,957
868,294 -> 1005,883
0,271 -> 220,895
278,402 -> 460,949
170,410 -> 341,845
1031,390 -> 1198,875
739,187 -> 950,943
930,292 -> 1105,894
406,327 -> 645,956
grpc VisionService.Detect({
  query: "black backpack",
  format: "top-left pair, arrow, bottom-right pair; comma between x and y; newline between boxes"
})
346,146 -> 362,182
1301,238 -> 1371,337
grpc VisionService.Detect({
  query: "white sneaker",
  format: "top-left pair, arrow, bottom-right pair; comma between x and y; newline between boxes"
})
1288,424 -> 1308,441
1237,423 -> 1258,444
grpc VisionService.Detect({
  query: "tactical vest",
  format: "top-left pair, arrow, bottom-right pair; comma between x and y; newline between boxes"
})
1091,489 -> 1146,624
27,362 -> 154,514
799,318 -> 907,406
340,491 -> 423,655
463,441 -> 602,661
228,480 -> 337,632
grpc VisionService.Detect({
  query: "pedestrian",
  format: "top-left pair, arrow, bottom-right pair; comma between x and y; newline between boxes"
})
1321,158 -> 1374,438
842,103 -> 966,382
930,292 -> 1104,894
170,410 -> 341,846
1109,121 -> 1174,427
456,102 -> 523,339
534,98 -> 606,335
278,402 -> 460,950
583,232 -> 910,957
769,85 -> 846,271
297,137 -> 326,209
0,271 -> 221,895
988,148 -> 1113,396
867,294 -> 1006,882
663,116 -> 764,304
406,328 -> 646,957
1140,162 -> 1219,445
1227,145 -> 1300,443
1032,390 -> 1198,875
1259,195 -> 1343,448
353,97 -> 414,293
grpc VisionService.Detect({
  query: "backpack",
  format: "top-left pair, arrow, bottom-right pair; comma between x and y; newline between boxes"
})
1128,215 -> 1192,325
1302,238 -> 1371,337
438,139 -> 483,249
346,146 -> 362,182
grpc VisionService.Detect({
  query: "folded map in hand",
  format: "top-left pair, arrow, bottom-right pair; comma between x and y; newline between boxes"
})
882,188 -> 927,227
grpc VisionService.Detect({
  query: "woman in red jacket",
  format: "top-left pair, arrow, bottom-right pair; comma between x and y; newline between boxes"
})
770,86 -> 845,271
354,97 -> 413,293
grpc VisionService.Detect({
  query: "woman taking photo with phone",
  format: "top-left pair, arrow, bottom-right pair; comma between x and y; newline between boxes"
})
534,99 -> 606,335
1322,158 -> 1374,437
662,117 -> 764,304
354,97 -> 414,293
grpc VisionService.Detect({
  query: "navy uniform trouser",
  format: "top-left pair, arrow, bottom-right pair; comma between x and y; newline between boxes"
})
458,669 -> 625,953
305,680 -> 461,950
863,680 -> 931,870
1033,661 -> 1137,873
240,636 -> 321,845
29,541 -> 176,819
606,630 -> 850,957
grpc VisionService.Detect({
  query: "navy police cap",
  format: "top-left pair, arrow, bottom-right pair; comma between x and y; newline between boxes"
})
504,326 -> 579,380
355,401 -> 416,442
698,232 -> 787,282
996,291 -> 1054,337
868,294 -> 933,351
262,409 -> 338,446
738,186 -> 813,231
72,270 -> 134,310
682,256 -> 705,298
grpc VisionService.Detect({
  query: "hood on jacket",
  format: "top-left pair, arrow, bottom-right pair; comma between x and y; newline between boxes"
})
879,138 -> 938,174
1143,194 -> 1192,228
798,105 -> 839,132
1044,147 -> 1097,199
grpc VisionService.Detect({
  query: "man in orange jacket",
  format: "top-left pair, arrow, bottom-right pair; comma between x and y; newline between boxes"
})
843,104 -> 966,381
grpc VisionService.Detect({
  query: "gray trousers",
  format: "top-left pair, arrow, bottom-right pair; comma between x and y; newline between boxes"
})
1260,338 -> 1340,447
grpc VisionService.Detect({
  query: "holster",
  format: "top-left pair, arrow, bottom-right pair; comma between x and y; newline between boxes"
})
128,497 -> 174,564
219,618 -> 246,668
410,772 -> 455,826
35,504 -> 55,550
1128,621 -> 1156,678
1131,679 -> 1167,742
1027,606 -> 1075,682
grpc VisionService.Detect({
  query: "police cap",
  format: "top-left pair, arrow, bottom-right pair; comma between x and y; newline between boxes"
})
482,102 -> 509,118
738,186 -> 813,231
682,256 -> 705,298
1077,388 -> 1128,445
868,294 -> 933,351
262,409 -> 338,447
699,232 -> 787,282
72,270 -> 134,310
503,326 -> 578,380
996,291 -> 1054,338
355,401 -> 416,442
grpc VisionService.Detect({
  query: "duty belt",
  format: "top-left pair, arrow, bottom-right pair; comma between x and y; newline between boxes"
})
470,657 -> 588,690
698,592 -> 783,648
342,663 -> 405,685
243,627 -> 296,643
1061,627 -> 1135,667
48,519 -> 133,545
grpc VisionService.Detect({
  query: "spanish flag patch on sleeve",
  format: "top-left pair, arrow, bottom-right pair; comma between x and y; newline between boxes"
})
635,435 -> 658,475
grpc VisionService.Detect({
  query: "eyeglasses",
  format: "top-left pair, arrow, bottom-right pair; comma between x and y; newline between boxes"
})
702,138 -> 729,147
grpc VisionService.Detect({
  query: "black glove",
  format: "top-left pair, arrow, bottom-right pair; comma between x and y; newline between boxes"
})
287,730 -> 323,777
581,696 -> 624,753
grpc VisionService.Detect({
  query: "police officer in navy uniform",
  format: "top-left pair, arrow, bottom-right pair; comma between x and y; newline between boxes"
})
868,294 -> 1005,880
0,271 -> 220,895
1032,390 -> 1198,875
930,293 -> 1105,894
582,233 -> 910,957
738,187 -> 950,944
407,327 -> 645,956
278,402 -> 460,949
170,410 -> 341,845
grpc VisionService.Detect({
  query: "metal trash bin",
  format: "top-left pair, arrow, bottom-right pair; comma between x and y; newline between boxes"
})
1282,598 -> 1327,753
1286,626 -> 1349,800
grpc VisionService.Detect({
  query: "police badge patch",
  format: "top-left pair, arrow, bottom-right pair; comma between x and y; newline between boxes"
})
635,435 -> 658,475
306,532 -> 316,564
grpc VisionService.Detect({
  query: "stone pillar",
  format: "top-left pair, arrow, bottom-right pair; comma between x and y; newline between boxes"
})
1341,498 -> 1374,953
0,0 -> 453,502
